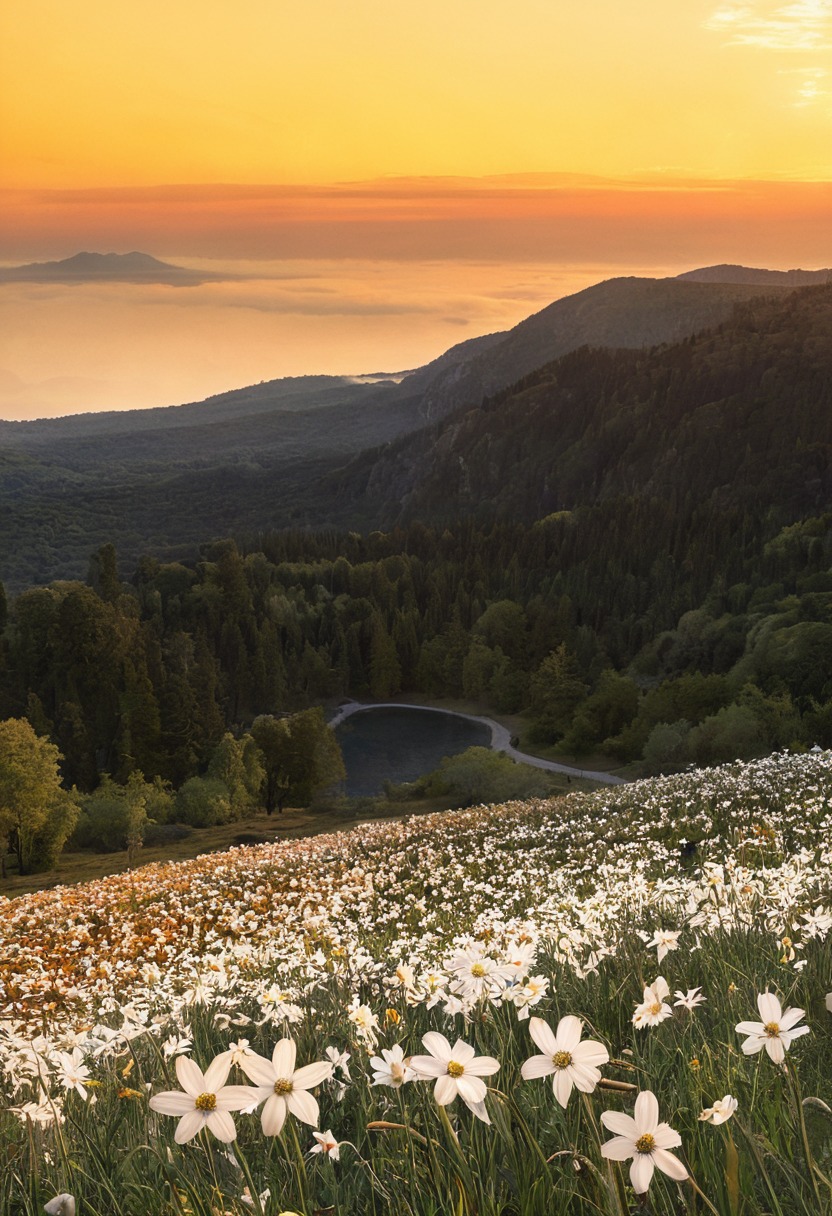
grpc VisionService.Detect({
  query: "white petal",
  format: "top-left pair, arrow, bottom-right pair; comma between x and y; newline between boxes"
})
600,1110 -> 638,1137
203,1053 -> 232,1094
260,1094 -> 287,1137
206,1109 -> 237,1142
634,1090 -> 660,1134
653,1122 -> 682,1150
239,1052 -> 275,1087
779,1008 -> 806,1032
150,1091 -> 195,1116
570,1062 -> 602,1093
433,1075 -> 458,1105
654,1148 -> 688,1181
285,1087 -> 319,1127
216,1085 -> 260,1112
572,1039 -> 609,1067
741,1036 -> 765,1055
410,1054 -> 447,1078
464,1055 -> 500,1077
175,1056 -> 204,1097
174,1110 -> 205,1144
421,1032 -> 452,1062
456,1074 -> 487,1105
528,1017 -> 558,1055
765,1036 -> 786,1064
735,1021 -> 764,1036
757,992 -> 781,1024
272,1039 -> 297,1077
464,1098 -> 491,1124
450,1040 -> 476,1065
292,1061 -> 332,1090
630,1152 -> 655,1194
601,1135 -> 635,1161
554,1016 -> 583,1052
521,1054 -> 555,1080
553,1068 -> 574,1108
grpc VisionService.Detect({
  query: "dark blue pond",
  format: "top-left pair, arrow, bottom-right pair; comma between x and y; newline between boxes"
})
335,707 -> 491,797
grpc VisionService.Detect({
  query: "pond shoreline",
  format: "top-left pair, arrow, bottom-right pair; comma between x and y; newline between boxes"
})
329,700 -> 626,786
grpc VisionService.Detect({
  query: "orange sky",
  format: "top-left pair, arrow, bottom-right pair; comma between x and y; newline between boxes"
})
1,1 -> 830,416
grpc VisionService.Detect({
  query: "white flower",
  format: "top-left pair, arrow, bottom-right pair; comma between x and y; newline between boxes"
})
520,1015 -> 609,1107
826,993 -> 832,1014
674,987 -> 706,1011
646,930 -> 681,964
699,1095 -> 738,1125
239,1038 -> 332,1137
309,1128 -> 341,1159
326,1046 -> 351,1080
735,992 -> 810,1064
601,1090 -> 688,1194
55,1049 -> 91,1100
228,1039 -> 254,1067
410,1032 -> 500,1123
44,1196 -> 76,1216
240,1187 -> 271,1209
509,975 -> 549,1019
370,1043 -> 413,1089
633,977 -> 673,1028
148,1054 -> 256,1144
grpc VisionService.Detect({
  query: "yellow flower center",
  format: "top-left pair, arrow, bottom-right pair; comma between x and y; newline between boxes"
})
274,1077 -> 294,1095
635,1133 -> 655,1155
552,1051 -> 573,1069
471,963 -> 487,978
447,1061 -> 465,1078
650,1002 -> 663,1015
194,1092 -> 216,1111
764,1022 -> 780,1038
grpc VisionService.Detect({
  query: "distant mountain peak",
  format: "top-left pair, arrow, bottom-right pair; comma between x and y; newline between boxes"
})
0,251 -> 228,285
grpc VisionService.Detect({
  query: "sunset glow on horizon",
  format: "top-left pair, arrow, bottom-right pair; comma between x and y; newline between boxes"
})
1,0 -> 831,417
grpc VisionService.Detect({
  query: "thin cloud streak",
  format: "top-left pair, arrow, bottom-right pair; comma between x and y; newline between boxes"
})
705,2 -> 832,51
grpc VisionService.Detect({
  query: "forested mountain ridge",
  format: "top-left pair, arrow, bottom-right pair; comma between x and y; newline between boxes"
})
2,286 -> 832,816
0,270 -> 799,590
327,283 -> 832,527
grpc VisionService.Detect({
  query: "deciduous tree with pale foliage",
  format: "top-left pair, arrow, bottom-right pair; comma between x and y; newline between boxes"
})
0,717 -> 78,875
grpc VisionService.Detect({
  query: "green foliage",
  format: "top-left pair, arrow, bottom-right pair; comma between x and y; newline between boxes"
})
174,776 -> 234,827
425,746 -> 552,807
73,772 -> 173,853
0,717 -> 79,873
251,708 -> 345,814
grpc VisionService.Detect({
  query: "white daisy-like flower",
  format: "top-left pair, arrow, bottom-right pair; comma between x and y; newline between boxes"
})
825,993 -> 832,1014
520,1015 -> 609,1107
239,1038 -> 332,1136
699,1095 -> 738,1124
54,1049 -> 92,1100
735,992 -> 810,1064
646,929 -> 681,964
601,1090 -> 688,1194
410,1032 -> 500,1123
370,1043 -> 413,1089
309,1128 -> 341,1159
148,1053 -> 256,1144
673,987 -> 706,1011
633,977 -> 673,1028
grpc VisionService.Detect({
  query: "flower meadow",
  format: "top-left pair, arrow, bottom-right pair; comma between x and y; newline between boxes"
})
2,752 -> 832,1215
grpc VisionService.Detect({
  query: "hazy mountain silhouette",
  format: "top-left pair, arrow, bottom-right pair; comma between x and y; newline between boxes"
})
0,251 -> 231,285
677,264 -> 832,286
0,265 -> 827,588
